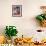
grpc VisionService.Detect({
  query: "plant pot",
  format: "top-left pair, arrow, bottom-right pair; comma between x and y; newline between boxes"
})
7,39 -> 12,44
40,20 -> 46,27
11,36 -> 17,44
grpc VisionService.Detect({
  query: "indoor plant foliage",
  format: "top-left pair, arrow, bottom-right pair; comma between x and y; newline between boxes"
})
36,14 -> 46,27
5,26 -> 18,39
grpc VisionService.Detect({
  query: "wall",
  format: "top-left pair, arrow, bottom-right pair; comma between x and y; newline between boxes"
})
0,0 -> 46,40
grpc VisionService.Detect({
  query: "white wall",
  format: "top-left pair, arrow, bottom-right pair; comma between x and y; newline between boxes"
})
0,0 -> 46,39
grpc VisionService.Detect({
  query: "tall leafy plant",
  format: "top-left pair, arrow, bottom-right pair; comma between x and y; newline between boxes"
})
5,26 -> 18,39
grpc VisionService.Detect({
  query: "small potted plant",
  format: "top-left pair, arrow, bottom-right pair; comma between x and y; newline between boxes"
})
36,6 -> 46,27
5,26 -> 18,44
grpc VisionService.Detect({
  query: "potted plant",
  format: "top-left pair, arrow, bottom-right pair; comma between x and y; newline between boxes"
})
36,14 -> 46,27
36,6 -> 46,27
5,26 -> 18,43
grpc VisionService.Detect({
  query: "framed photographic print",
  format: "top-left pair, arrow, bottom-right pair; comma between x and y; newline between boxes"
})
12,5 -> 22,17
